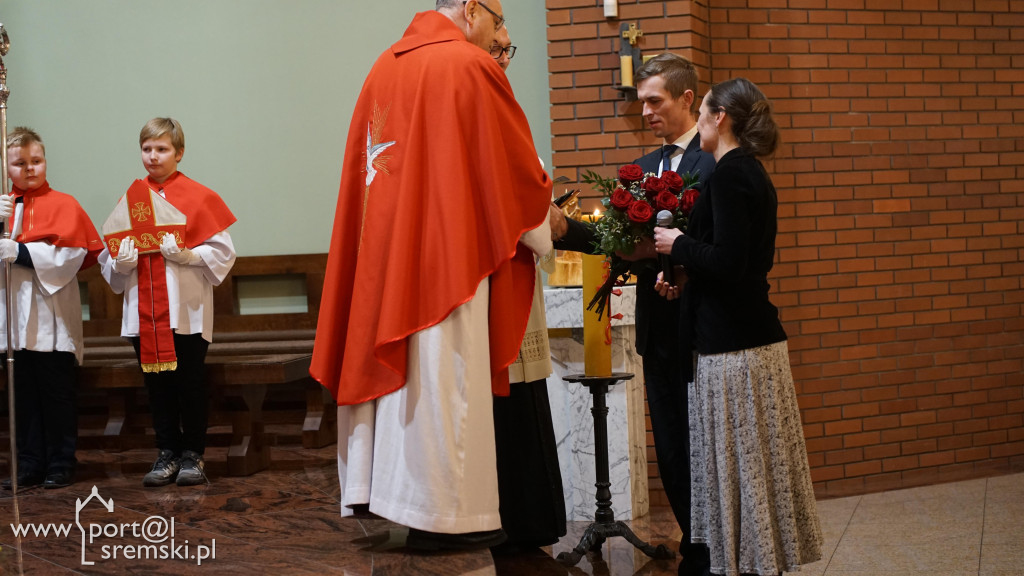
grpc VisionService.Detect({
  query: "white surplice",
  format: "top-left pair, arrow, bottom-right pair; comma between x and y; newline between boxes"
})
98,230 -> 235,341
509,219 -> 554,384
0,203 -> 88,363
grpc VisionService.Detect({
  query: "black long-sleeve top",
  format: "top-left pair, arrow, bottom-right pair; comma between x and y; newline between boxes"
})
670,147 -> 787,368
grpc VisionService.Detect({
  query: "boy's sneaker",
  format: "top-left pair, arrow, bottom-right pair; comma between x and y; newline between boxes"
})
142,450 -> 180,487
176,450 -> 207,486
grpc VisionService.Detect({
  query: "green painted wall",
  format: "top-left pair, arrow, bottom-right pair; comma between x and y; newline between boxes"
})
1,1 -> 551,256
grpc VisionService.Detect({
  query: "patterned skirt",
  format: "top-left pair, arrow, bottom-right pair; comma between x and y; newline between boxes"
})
689,340 -> 823,576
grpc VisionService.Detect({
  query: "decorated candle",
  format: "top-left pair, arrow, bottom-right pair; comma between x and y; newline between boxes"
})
619,55 -> 633,88
582,253 -> 612,376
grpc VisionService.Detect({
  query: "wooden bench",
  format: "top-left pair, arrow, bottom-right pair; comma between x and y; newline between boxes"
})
3,253 -> 334,476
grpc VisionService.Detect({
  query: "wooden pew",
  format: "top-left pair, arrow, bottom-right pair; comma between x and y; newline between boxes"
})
3,253 -> 334,476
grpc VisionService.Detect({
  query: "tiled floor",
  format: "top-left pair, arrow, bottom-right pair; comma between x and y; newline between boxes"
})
1,442 -> 1021,575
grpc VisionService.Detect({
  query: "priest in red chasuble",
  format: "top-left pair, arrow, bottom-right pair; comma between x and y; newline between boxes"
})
310,1 -> 552,548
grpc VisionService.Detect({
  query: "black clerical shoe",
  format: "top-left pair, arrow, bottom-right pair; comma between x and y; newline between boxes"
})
2,471 -> 45,490
679,543 -> 711,576
43,470 -> 75,489
406,528 -> 508,551
489,541 -> 527,556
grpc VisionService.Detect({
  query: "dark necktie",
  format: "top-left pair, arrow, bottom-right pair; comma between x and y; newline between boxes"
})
660,144 -> 679,175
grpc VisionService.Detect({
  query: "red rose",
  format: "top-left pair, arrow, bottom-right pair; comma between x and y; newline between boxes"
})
627,200 -> 654,224
661,171 -> 684,193
656,191 -> 680,212
618,164 -> 644,185
680,188 -> 700,216
642,176 -> 668,196
610,187 -> 634,211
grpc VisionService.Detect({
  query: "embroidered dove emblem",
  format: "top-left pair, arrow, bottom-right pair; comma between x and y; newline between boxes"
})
365,123 -> 396,187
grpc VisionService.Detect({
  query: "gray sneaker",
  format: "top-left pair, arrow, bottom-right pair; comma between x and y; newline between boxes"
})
142,450 -> 180,487
176,450 -> 207,486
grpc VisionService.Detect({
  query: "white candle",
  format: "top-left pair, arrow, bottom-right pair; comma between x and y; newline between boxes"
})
604,0 -> 618,18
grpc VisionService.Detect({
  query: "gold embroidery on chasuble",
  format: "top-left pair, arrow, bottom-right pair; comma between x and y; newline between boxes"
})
360,101 -> 396,249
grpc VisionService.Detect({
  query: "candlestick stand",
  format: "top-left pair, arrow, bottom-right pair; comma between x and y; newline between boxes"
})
556,372 -> 675,566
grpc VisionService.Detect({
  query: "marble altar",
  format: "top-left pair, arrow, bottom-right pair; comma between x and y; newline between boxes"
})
543,285 -> 648,521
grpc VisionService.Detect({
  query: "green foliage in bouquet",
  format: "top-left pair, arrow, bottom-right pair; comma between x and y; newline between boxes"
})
578,164 -> 702,319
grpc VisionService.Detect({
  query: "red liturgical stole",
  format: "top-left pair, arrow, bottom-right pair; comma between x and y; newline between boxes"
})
102,181 -> 188,373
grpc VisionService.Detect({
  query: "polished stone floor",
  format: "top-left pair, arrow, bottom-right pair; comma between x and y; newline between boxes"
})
1,442 -> 1021,575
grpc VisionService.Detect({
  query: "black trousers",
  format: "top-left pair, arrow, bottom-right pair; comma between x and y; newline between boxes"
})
493,379 -> 567,547
131,333 -> 210,455
13,350 -> 78,475
642,344 -> 693,550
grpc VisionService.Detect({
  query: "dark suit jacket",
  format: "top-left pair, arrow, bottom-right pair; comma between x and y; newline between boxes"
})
555,135 -> 716,357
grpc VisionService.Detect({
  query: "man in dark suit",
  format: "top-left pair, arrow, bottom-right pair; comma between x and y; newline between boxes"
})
551,53 -> 715,571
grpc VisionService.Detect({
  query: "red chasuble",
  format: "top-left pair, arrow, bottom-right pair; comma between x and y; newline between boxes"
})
11,182 -> 103,269
310,11 -> 551,406
102,172 -> 236,372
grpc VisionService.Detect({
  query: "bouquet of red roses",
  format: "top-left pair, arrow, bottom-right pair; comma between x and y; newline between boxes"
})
580,164 -> 701,318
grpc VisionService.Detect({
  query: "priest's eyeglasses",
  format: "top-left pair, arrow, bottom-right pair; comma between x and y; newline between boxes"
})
463,1 -> 506,32
490,45 -> 517,60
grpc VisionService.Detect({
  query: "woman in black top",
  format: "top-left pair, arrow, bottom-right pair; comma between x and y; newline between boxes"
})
654,78 -> 822,576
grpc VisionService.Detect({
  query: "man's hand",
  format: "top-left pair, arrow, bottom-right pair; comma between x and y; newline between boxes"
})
654,226 -> 684,255
0,239 -> 19,263
160,233 -> 200,266
549,203 -> 568,241
616,236 -> 657,262
0,194 -> 14,220
112,237 -> 139,274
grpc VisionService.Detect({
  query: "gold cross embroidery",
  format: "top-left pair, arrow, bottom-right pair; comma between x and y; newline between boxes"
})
131,201 -> 152,222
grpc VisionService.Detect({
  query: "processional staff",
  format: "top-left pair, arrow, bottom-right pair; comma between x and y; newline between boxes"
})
0,21 -> 19,495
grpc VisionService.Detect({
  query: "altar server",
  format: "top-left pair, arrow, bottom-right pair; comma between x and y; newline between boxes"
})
1,127 -> 103,490
99,117 -> 236,488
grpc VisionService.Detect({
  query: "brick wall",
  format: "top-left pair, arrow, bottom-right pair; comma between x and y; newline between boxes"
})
547,0 -> 1024,502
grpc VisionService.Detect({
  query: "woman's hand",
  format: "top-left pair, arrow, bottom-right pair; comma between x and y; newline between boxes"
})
654,268 -> 687,301
653,226 -> 683,255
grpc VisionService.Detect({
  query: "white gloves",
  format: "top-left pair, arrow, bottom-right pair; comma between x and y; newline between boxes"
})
0,238 -> 19,263
0,194 -> 13,220
111,235 -> 199,274
160,233 -> 200,266
112,237 -> 139,274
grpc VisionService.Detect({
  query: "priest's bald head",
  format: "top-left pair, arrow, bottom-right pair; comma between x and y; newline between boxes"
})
436,0 -> 505,53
